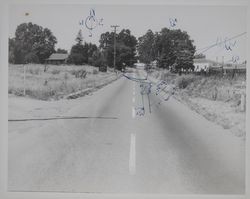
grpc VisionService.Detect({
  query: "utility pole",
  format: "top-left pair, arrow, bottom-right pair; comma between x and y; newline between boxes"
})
111,25 -> 119,71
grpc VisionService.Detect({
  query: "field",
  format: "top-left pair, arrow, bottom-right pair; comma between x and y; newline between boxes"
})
9,64 -> 117,100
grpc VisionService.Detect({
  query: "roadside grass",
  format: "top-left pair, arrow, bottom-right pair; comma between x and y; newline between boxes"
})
150,69 -> 246,137
8,64 -> 115,100
156,70 -> 246,106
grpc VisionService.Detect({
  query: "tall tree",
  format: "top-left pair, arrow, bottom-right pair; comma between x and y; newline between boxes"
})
68,30 -> 89,65
11,22 -> 57,64
137,29 -> 156,64
137,28 -> 196,72
99,29 -> 137,70
87,43 -> 98,64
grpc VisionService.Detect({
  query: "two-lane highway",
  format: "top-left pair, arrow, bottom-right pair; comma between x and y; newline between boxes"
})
8,69 -> 245,194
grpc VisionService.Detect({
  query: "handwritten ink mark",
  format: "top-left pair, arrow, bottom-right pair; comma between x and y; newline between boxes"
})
79,8 -> 104,37
216,37 -> 237,51
169,18 -> 177,28
232,55 -> 240,63
135,107 -> 145,116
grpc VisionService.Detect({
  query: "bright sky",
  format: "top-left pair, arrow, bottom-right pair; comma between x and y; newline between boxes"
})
9,4 -> 247,63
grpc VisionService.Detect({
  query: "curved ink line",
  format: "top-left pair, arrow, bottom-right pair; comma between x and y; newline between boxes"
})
85,16 -> 97,30
122,73 -> 148,82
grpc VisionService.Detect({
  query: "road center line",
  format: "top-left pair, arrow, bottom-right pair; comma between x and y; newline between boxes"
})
129,133 -> 136,175
132,107 -> 136,118
132,97 -> 135,103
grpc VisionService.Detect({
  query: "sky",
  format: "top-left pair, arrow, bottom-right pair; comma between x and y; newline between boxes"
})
9,4 -> 247,63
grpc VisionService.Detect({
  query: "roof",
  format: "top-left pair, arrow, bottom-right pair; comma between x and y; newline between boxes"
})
46,53 -> 68,61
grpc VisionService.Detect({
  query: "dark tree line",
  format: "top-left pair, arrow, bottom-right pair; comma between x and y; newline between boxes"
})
9,22 -> 196,72
68,29 -> 137,70
137,28 -> 196,72
9,23 -> 138,71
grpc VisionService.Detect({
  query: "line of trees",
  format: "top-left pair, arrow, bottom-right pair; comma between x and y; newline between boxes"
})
98,29 -> 137,70
137,28 -> 196,72
9,23 -> 138,71
9,22 -> 196,72
66,29 -> 138,70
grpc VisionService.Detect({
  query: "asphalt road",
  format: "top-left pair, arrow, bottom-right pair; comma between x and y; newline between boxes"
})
8,68 -> 245,194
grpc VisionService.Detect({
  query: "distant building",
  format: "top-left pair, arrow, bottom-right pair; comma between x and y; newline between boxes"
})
193,58 -> 218,72
45,53 -> 69,65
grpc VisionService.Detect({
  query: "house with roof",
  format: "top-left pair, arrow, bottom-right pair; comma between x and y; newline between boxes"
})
45,53 -> 69,65
193,58 -> 218,72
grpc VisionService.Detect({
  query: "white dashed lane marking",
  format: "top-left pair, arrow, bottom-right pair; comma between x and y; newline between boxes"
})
129,133 -> 136,175
132,107 -> 136,118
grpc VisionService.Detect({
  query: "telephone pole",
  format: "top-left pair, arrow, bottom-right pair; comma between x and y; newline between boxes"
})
111,25 -> 119,71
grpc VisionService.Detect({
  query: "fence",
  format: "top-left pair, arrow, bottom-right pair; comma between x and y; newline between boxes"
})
195,65 -> 246,79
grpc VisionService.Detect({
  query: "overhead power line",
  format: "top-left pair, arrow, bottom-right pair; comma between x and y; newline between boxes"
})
196,32 -> 247,54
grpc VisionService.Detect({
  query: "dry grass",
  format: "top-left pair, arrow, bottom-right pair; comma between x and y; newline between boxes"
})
8,64 -> 115,100
151,69 -> 246,109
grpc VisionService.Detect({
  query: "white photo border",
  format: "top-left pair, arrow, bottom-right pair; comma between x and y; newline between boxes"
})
0,0 -> 249,199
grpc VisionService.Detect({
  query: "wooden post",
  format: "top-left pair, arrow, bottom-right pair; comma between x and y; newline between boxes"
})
23,64 -> 26,96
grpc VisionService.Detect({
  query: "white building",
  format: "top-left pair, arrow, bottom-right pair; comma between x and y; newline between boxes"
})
193,58 -> 217,72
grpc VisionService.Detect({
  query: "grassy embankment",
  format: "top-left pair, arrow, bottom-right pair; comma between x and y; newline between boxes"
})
9,64 -> 116,100
150,69 -> 246,137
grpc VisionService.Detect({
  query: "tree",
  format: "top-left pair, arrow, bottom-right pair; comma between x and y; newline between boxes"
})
99,29 -> 137,70
137,29 -> 156,64
87,43 -> 98,64
11,22 -> 57,64
90,49 -> 106,67
56,48 -> 68,54
9,38 -> 15,63
118,29 -> 137,67
68,43 -> 88,65
67,30 -> 88,65
137,28 -> 196,72
24,52 -> 39,63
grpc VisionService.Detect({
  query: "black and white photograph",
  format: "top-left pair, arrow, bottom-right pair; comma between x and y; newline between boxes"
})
3,0 -> 248,196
